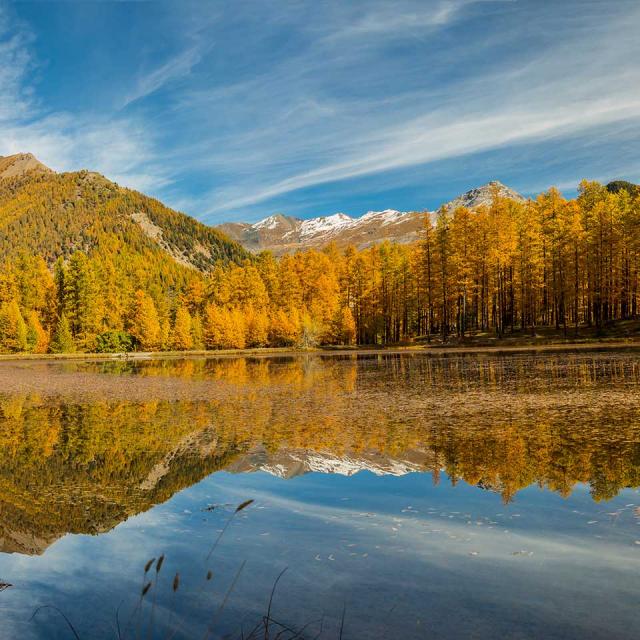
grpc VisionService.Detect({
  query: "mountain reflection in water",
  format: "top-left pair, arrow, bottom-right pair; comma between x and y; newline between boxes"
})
0,352 -> 639,640
1,351 -> 639,554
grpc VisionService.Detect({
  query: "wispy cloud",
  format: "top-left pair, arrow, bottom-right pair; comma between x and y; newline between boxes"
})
1,0 -> 639,222
122,44 -> 205,108
0,1 -> 169,192
182,1 -> 640,219
0,4 -> 35,121
324,0 -> 471,40
202,101 -> 640,215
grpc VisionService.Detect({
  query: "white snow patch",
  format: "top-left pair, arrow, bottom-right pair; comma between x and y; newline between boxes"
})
299,213 -> 354,238
260,452 -> 423,478
246,208 -> 421,245
358,209 -> 407,226
253,215 -> 283,230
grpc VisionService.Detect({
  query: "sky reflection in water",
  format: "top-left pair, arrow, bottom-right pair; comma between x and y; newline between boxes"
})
0,351 -> 639,639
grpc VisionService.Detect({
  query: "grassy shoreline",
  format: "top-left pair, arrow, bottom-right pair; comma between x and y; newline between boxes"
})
1,335 -> 640,363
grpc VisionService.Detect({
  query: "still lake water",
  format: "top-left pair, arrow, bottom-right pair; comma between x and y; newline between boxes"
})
0,350 -> 639,639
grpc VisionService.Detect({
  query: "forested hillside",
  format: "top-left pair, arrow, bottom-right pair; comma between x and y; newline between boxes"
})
0,154 -> 252,353
0,157 -> 639,354
0,164 -> 247,269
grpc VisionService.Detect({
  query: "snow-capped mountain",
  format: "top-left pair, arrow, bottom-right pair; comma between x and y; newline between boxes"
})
297,212 -> 354,238
225,446 -> 433,479
217,209 -> 425,255
216,181 -> 524,255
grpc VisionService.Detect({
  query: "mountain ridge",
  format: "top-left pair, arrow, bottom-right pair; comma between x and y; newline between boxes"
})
0,153 -> 248,271
216,180 -> 526,255
1,153 -> 525,261
225,445 -> 433,479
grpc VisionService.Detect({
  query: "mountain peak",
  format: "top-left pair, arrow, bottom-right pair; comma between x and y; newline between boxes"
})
0,153 -> 53,180
252,213 -> 300,231
444,181 -> 524,211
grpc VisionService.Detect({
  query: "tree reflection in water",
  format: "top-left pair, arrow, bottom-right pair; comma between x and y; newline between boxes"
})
0,351 -> 639,554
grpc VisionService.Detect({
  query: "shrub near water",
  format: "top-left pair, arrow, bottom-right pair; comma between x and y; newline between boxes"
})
94,330 -> 135,353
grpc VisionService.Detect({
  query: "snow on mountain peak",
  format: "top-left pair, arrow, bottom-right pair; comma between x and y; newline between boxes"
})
216,181 -> 523,255
245,450 -> 425,478
359,209 -> 406,225
299,212 -> 354,238
252,215 -> 284,230
249,209 -> 415,241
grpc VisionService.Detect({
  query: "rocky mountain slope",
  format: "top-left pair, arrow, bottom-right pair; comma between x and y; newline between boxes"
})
0,152 -> 52,179
218,209 -> 425,255
217,180 -> 525,255
443,180 -> 525,211
0,153 -> 248,271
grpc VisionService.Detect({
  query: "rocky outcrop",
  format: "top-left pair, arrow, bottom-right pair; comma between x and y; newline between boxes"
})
0,153 -> 53,180
443,180 -> 525,211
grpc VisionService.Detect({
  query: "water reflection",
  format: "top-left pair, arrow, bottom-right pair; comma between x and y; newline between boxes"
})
0,351 -> 639,556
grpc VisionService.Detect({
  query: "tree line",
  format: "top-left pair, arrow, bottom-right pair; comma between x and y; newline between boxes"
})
0,179 -> 638,353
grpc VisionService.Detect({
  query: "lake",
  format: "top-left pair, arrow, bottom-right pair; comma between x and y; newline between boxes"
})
0,350 -> 639,639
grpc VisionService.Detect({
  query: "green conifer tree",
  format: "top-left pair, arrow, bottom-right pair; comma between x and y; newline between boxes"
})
50,313 -> 76,353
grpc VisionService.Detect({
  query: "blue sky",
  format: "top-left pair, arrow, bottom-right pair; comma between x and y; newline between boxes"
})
0,0 -> 639,224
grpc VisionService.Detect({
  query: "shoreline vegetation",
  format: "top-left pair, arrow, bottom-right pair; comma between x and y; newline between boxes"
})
1,332 -> 639,363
